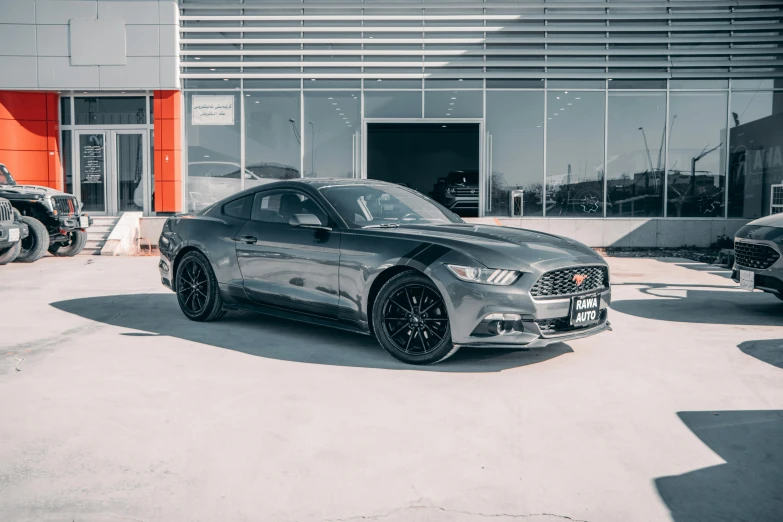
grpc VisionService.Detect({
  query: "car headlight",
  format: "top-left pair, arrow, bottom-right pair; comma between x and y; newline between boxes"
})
446,264 -> 521,285
445,187 -> 454,195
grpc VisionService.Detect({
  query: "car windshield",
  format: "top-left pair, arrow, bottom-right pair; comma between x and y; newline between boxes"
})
0,164 -> 16,185
446,171 -> 478,185
321,184 -> 462,228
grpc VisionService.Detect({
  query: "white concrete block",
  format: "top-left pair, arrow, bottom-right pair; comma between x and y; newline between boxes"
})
602,219 -> 631,247
0,56 -> 38,88
628,220 -> 658,248
575,219 -> 604,247
159,56 -> 179,89
100,57 -> 160,88
37,57 -> 99,89
0,25 -> 37,56
98,0 -> 159,25
159,24 -> 178,57
656,220 -> 687,248
126,25 -> 159,57
547,219 -> 578,241
36,0 -> 97,25
35,24 -> 70,57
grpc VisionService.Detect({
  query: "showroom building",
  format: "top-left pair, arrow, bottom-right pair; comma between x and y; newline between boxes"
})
0,0 -> 782,246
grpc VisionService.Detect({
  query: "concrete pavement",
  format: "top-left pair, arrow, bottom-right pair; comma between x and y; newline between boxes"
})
0,256 -> 781,522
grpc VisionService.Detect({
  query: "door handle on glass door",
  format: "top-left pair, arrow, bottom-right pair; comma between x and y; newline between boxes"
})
238,236 -> 257,244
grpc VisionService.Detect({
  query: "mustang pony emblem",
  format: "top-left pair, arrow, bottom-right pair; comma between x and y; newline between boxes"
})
573,274 -> 587,286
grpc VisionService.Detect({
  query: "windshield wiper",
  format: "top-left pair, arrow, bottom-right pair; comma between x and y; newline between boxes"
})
362,223 -> 400,229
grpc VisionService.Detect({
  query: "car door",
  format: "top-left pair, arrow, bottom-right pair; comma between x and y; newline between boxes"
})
235,188 -> 341,318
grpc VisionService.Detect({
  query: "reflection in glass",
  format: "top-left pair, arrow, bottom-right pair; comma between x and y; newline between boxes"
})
74,97 -> 147,125
117,133 -> 146,212
424,90 -> 483,118
62,130 -> 72,194
666,92 -> 728,218
728,90 -> 783,218
78,133 -> 107,212
364,91 -> 422,118
304,92 -> 360,178
606,92 -> 666,217
485,91 -> 544,216
546,91 -> 605,217
244,91 -> 302,190
185,92 -> 241,212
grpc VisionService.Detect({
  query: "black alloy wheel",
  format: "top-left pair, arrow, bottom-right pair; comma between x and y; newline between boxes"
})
373,272 -> 457,365
175,251 -> 225,322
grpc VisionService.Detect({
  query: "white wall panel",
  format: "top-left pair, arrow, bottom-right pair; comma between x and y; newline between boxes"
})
159,56 -> 179,89
159,25 -> 178,57
158,0 -> 178,26
0,25 -> 37,57
98,0 -> 159,26
70,18 -> 126,65
35,25 -> 70,57
127,25 -> 160,57
36,0 -> 97,25
100,57 -> 160,88
0,57 -> 38,88
0,0 -> 36,24
37,57 -> 99,89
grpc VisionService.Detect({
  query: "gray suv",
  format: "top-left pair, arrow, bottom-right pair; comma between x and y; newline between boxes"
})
732,213 -> 783,300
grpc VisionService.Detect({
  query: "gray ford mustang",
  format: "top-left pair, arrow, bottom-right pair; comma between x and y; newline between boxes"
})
158,179 -> 611,365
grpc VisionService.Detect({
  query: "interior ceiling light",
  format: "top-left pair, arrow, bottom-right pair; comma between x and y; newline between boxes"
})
332,102 -> 337,105
575,97 -> 581,100
246,94 -> 251,97
567,103 -> 572,106
223,78 -> 228,81
328,97 -> 333,100
209,68 -> 216,71
556,96 -> 560,99
255,101 -> 259,104
442,125 -> 447,128
377,78 -> 382,81
536,125 -> 541,128
194,57 -> 200,60
450,97 -> 457,100
564,91 -> 568,94
449,102 -> 455,105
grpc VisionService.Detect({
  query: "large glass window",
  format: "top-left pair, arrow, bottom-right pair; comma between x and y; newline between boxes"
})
666,92 -> 728,218
728,89 -> 783,218
546,91 -> 605,217
606,92 -> 666,217
486,91 -> 544,217
244,92 -> 302,187
185,91 -> 241,212
304,92 -> 360,178
424,90 -> 483,118
364,91 -> 422,118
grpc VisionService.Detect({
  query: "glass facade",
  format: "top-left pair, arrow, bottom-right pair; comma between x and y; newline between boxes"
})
179,0 -> 783,219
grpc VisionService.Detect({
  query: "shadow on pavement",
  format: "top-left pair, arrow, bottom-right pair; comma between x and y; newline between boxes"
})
610,282 -> 783,326
50,293 -> 572,373
655,410 -> 783,522
738,339 -> 783,369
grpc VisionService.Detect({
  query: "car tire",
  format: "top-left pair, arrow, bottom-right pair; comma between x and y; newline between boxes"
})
0,241 -> 21,265
14,216 -> 49,263
175,250 -> 226,322
372,271 -> 458,365
48,229 -> 87,257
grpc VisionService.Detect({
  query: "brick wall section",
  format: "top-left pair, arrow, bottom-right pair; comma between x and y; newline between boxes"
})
153,90 -> 182,213
0,91 -> 62,191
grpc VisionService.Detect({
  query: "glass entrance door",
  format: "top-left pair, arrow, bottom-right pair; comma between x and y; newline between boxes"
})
114,131 -> 148,213
76,132 -> 108,213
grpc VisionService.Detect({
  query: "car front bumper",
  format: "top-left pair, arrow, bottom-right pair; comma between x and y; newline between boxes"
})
428,263 -> 611,348
58,214 -> 92,230
443,195 -> 479,211
0,222 -> 24,248
731,238 -> 783,295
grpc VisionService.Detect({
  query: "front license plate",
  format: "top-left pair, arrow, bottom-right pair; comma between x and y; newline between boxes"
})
8,228 -> 19,242
79,216 -> 89,228
570,294 -> 601,327
739,270 -> 755,291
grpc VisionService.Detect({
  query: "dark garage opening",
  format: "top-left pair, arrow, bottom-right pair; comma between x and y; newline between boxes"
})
366,123 -> 480,217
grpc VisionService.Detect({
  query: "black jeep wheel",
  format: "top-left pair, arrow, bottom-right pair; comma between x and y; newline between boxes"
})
175,251 -> 226,322
372,271 -> 457,365
15,216 -> 49,263
0,241 -> 21,265
49,229 -> 87,257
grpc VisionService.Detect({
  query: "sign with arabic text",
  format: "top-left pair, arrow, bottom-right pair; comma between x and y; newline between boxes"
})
192,95 -> 235,125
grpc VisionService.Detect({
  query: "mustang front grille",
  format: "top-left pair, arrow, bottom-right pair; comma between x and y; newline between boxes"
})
0,199 -> 12,224
53,196 -> 78,216
536,309 -> 607,335
530,265 -> 608,298
735,240 -> 780,270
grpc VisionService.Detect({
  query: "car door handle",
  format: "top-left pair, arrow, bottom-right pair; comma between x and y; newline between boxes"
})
237,235 -> 257,244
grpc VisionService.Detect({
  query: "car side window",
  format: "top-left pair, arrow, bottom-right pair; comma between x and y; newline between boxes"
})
222,195 -> 252,219
251,190 -> 328,225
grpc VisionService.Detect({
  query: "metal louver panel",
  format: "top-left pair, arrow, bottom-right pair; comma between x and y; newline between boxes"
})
180,0 -> 783,81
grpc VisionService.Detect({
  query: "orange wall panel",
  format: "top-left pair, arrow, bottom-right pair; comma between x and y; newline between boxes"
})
160,90 -> 181,121
0,150 -> 50,183
0,91 -> 48,121
159,150 -> 181,182
0,119 -> 49,151
154,89 -> 182,212
160,118 -> 181,151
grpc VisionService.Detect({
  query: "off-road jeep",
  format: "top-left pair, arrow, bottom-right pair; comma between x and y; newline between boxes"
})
0,163 -> 93,262
0,197 -> 29,265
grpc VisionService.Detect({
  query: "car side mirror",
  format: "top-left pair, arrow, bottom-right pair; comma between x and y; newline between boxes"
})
289,213 -> 331,231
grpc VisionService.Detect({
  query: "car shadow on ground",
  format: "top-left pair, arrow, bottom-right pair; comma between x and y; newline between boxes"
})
50,293 -> 573,373
738,339 -> 783,369
610,282 -> 783,326
654,410 -> 783,522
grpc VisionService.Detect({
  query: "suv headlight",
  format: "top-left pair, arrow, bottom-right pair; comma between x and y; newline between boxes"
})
446,264 -> 521,285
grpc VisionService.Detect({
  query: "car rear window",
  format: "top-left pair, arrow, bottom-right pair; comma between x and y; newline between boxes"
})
222,195 -> 252,219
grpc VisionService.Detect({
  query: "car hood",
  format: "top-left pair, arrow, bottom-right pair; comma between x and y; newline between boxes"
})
368,223 -> 605,271
736,214 -> 783,242
745,213 -> 783,229
0,183 -> 66,196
